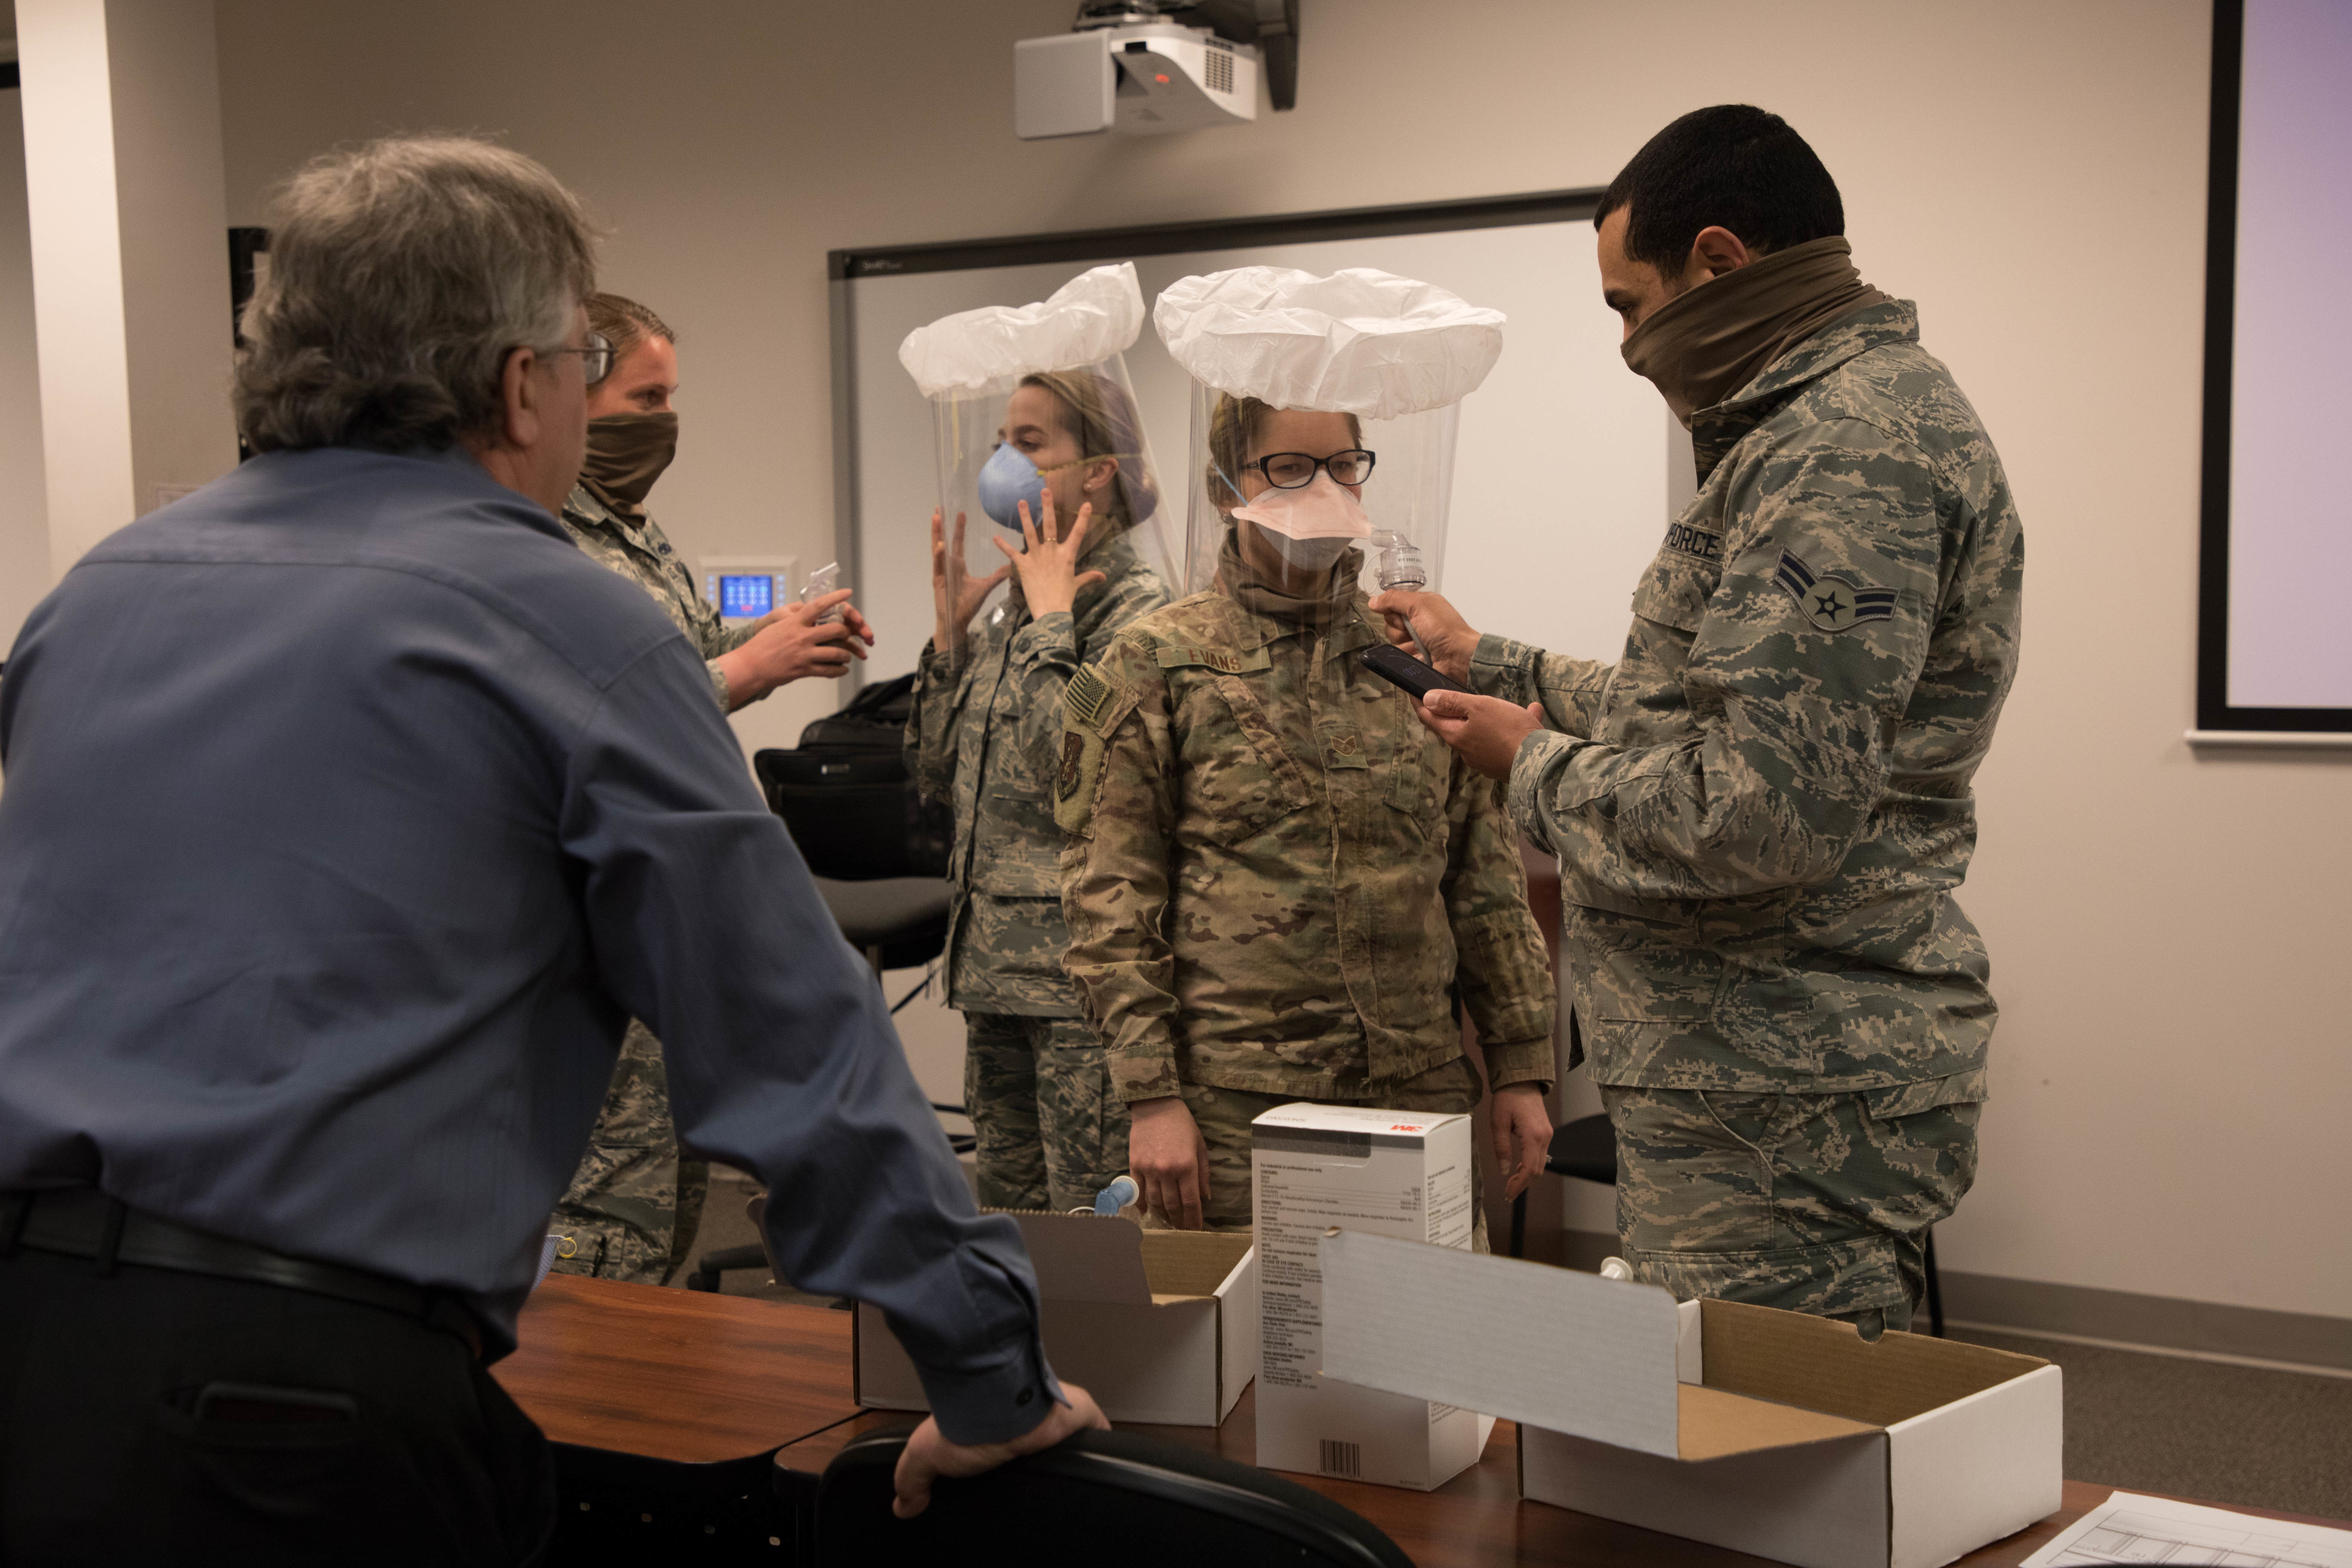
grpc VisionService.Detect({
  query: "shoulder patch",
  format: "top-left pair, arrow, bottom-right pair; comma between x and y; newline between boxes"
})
1663,521 -> 1723,564
1774,549 -> 1898,633
1064,663 -> 1114,731
1053,728 -> 1106,834
1155,645 -> 1271,674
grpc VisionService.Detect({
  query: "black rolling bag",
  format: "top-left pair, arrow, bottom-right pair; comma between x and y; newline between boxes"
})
753,674 -> 951,881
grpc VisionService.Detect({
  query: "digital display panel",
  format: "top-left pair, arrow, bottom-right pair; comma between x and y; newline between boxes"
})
718,574 -> 774,619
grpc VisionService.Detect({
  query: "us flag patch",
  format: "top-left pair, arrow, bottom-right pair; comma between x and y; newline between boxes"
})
1774,550 -> 1897,633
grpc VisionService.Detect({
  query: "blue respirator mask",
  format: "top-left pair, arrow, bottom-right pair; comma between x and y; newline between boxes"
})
975,441 -> 1080,531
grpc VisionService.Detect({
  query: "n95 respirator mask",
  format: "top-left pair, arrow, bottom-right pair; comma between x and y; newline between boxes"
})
1232,472 -> 1372,570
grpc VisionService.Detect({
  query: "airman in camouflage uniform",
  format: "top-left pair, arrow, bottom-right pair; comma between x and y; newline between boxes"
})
559,482 -> 755,710
545,481 -> 738,1282
1468,298 -> 2023,1329
907,529 -> 1168,1213
1056,537 -> 1556,1236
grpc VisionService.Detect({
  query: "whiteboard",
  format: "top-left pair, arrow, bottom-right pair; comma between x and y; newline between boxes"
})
834,202 -> 1679,685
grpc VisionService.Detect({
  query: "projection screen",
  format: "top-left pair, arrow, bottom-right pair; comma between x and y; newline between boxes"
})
2195,0 -> 2352,742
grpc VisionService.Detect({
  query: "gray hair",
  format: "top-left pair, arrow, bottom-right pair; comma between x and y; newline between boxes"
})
234,136 -> 599,452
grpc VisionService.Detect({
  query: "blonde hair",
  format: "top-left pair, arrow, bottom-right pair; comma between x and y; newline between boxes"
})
587,292 -> 675,362
1018,369 -> 1158,529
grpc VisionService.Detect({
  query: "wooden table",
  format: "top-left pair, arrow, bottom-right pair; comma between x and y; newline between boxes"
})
775,1395 -> 2351,1568
493,1272 -> 862,1462
502,1275 -> 2349,1568
493,1274 -> 868,1561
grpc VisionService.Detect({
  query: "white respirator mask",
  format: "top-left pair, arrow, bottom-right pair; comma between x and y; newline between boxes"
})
1232,471 -> 1371,573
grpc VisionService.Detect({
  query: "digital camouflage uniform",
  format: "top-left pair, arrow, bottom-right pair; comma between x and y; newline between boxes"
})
546,482 -> 749,1282
1474,301 -> 2023,1329
1057,548 -> 1556,1236
907,531 -> 1168,1214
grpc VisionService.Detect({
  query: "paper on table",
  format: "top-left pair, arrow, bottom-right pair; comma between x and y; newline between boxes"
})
2022,1491 -> 2352,1568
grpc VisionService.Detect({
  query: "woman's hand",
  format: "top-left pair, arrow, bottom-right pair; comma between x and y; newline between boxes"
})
993,492 -> 1107,620
1127,1095 -> 1212,1230
713,591 -> 872,710
933,508 -> 1009,653
1489,1083 -> 1554,1202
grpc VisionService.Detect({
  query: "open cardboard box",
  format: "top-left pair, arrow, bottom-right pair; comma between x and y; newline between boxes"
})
1316,1230 -> 2062,1568
855,1212 -> 1256,1427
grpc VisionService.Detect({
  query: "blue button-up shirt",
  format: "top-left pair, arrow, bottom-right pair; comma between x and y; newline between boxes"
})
0,446 -> 1052,1442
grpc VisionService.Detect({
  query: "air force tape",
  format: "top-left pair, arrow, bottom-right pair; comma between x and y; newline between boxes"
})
1774,549 -> 1897,633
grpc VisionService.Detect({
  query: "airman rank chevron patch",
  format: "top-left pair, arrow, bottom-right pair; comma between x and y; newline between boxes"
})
1774,549 -> 1897,633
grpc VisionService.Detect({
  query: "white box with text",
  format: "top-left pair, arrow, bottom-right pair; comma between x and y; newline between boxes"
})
1251,1104 -> 1491,1491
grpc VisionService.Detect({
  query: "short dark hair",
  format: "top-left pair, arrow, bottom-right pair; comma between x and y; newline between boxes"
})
1594,105 -> 1844,272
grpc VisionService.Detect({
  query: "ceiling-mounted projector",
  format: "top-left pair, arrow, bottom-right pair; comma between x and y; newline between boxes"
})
1015,0 -> 1299,141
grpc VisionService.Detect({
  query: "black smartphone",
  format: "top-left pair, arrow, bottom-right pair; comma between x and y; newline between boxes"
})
1358,642 -> 1470,700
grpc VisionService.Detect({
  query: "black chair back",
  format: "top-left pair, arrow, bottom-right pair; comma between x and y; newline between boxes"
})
753,673 -> 950,881
814,1423 -> 1412,1568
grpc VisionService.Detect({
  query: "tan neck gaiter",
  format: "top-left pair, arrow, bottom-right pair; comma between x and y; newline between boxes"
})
1219,530 -> 1360,627
1621,237 -> 1890,427
579,411 -> 679,520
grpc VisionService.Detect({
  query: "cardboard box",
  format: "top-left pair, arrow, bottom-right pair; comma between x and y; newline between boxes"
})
1251,1104 -> 1493,1491
854,1213 -> 1255,1426
1316,1230 -> 2063,1568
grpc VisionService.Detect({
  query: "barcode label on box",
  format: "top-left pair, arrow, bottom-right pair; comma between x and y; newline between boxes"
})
1319,1439 -> 1362,1479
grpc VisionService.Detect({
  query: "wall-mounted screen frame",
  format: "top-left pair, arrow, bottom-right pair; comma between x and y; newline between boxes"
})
2193,0 -> 2352,745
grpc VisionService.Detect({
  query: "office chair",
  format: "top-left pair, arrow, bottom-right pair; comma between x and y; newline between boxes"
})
809,1424 -> 1414,1568
687,718 -> 961,1296
1511,1112 -> 1947,1338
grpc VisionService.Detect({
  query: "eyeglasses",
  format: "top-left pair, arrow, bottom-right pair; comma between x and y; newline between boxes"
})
1247,449 -> 1376,489
545,330 -> 614,385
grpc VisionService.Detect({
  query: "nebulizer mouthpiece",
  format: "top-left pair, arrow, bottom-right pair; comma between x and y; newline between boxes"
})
1370,531 -> 1434,662
1371,532 -> 1426,591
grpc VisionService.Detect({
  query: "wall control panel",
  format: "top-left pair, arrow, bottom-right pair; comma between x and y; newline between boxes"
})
698,555 -> 799,627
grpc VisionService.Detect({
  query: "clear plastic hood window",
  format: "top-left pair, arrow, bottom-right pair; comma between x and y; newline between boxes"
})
1152,266 -> 1504,603
899,263 -> 1180,650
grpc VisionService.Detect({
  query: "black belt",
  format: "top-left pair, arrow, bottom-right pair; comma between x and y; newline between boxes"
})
1,1186 -> 480,1352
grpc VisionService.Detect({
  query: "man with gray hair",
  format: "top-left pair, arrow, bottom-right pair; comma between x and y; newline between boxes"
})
0,136 -> 1096,1561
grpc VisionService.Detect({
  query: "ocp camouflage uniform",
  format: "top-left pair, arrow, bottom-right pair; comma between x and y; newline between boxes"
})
547,482 -> 740,1282
1474,300 -> 2022,1329
907,530 -> 1168,1214
1057,546 -> 1556,1235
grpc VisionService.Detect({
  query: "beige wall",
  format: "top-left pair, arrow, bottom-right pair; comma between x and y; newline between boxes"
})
15,0 -> 235,587
212,0 -> 2351,1321
0,86 -> 49,649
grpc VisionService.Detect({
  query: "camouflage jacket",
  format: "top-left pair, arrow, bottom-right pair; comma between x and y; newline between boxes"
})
1474,301 -> 2023,1093
1057,578 -> 1556,1104
907,531 -> 1168,1017
558,483 -> 751,711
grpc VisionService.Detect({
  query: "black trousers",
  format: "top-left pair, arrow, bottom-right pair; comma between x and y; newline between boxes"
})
0,1246 -> 554,1566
